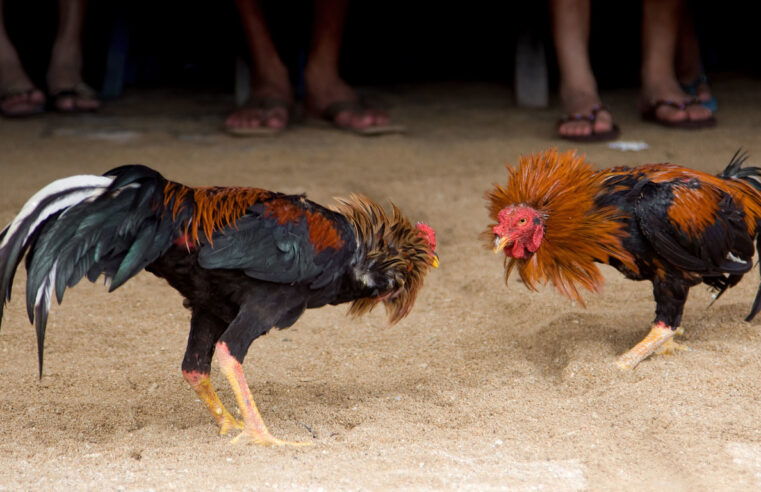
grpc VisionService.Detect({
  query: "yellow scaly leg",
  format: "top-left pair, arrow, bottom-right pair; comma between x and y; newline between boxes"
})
616,322 -> 676,370
216,342 -> 311,446
183,370 -> 244,435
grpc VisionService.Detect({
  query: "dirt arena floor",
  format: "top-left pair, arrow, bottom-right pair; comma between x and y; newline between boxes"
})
1,77 -> 761,490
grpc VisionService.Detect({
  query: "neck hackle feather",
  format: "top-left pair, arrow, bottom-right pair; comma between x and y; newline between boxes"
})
335,194 -> 435,325
485,149 -> 636,304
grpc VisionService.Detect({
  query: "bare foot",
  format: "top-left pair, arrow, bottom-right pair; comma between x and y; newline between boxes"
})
557,90 -> 615,139
304,65 -> 390,132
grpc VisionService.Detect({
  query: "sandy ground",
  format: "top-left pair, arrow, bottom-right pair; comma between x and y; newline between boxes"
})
1,77 -> 761,491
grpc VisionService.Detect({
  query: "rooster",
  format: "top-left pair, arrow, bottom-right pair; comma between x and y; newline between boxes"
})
0,165 -> 438,446
486,149 -> 761,370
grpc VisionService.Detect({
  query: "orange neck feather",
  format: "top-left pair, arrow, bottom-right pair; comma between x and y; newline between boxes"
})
485,149 -> 636,304
164,183 -> 272,244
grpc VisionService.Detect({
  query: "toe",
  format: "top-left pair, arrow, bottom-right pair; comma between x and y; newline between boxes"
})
226,109 -> 263,129
367,108 -> 390,127
686,103 -> 713,122
75,96 -> 100,111
558,119 -> 592,138
654,104 -> 688,124
263,107 -> 289,129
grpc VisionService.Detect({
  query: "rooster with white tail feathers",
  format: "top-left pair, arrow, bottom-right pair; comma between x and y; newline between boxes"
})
0,165 -> 438,446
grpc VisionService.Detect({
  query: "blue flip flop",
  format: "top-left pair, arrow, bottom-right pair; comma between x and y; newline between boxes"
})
680,73 -> 718,113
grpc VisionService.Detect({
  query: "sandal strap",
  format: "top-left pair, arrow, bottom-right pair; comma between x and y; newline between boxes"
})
558,103 -> 610,123
647,97 -> 702,111
49,82 -> 98,99
0,88 -> 39,102
681,73 -> 710,94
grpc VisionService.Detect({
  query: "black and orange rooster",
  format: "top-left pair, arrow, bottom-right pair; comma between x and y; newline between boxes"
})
0,165 -> 438,446
486,149 -> 761,370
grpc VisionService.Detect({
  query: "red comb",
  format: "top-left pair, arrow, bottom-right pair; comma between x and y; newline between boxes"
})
415,222 -> 437,251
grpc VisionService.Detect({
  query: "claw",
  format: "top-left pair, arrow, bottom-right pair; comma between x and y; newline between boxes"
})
230,431 -> 312,446
216,341 -> 311,447
219,415 -> 245,436
655,338 -> 691,356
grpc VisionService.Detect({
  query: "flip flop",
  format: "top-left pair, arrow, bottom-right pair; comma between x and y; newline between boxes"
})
48,82 -> 100,113
641,97 -> 716,129
225,97 -> 294,137
556,104 -> 620,143
0,89 -> 46,117
319,100 -> 405,136
680,73 -> 718,112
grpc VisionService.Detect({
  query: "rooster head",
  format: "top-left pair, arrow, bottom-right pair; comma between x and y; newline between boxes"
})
415,222 -> 439,268
336,195 -> 438,325
492,205 -> 545,259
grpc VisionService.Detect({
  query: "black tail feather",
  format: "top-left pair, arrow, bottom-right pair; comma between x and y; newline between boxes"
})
717,150 -> 761,321
720,149 -> 761,192
0,165 -> 184,376
747,238 -> 761,322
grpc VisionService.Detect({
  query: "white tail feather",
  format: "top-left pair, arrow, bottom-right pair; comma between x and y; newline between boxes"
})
1,175 -> 114,249
34,260 -> 57,315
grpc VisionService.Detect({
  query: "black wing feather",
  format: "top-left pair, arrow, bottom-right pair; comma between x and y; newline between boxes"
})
636,182 -> 754,276
198,201 -> 356,289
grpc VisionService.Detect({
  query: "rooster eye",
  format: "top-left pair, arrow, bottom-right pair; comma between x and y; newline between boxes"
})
518,218 -> 527,225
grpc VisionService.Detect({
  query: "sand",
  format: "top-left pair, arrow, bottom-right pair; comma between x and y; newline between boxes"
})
1,77 -> 761,490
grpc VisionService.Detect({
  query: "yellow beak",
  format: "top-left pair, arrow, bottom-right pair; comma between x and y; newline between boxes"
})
493,235 -> 510,254
431,253 -> 440,268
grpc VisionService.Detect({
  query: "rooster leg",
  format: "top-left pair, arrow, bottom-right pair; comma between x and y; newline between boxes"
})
182,370 -> 243,435
655,327 -> 691,355
182,310 -> 242,434
216,341 -> 310,446
616,322 -> 676,370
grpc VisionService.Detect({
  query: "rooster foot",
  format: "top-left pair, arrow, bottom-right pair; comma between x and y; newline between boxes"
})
655,338 -> 691,356
230,429 -> 312,447
218,414 -> 245,436
616,322 -> 675,370
216,343 -> 312,447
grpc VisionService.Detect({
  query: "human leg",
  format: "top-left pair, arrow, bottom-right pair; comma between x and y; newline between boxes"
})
181,311 -> 242,435
0,0 -> 45,116
47,0 -> 100,112
225,0 -> 293,134
549,0 -> 616,140
304,0 -> 401,135
675,6 -> 716,111
640,0 -> 713,126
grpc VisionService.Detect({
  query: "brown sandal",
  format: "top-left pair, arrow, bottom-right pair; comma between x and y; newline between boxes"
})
225,97 -> 295,137
318,99 -> 405,136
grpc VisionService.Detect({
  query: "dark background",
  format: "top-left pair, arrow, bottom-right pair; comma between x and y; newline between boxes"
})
5,0 -> 759,99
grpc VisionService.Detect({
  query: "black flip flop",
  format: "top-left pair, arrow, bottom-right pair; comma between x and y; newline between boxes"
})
641,98 -> 716,129
47,82 -> 100,113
